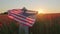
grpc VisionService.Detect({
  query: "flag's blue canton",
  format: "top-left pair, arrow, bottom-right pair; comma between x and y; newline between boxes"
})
22,11 -> 34,17
23,13 -> 30,17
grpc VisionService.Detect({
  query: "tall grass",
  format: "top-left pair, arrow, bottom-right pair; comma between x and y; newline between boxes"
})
0,14 -> 60,34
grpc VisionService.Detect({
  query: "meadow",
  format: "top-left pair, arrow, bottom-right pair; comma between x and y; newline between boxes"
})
0,13 -> 60,34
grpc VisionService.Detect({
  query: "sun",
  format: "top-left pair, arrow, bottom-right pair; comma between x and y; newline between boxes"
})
37,9 -> 44,14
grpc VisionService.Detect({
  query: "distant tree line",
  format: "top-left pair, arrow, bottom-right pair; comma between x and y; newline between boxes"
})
0,12 -> 8,15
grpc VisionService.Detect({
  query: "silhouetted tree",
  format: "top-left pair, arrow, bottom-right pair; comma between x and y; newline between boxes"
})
3,12 -> 8,14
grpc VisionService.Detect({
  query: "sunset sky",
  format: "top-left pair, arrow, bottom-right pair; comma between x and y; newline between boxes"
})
0,0 -> 60,13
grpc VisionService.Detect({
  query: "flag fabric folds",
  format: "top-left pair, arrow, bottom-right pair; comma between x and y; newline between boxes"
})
8,9 -> 37,27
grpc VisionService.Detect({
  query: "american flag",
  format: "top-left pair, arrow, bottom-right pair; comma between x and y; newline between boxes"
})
8,9 -> 37,27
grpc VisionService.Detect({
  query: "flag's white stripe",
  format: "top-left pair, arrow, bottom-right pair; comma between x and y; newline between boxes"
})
9,15 -> 32,27
10,13 -> 35,24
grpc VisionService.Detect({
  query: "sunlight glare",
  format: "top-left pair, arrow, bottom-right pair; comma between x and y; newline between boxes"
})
37,9 -> 44,14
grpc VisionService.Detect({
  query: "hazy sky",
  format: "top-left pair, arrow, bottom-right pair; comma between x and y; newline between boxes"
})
0,0 -> 60,13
